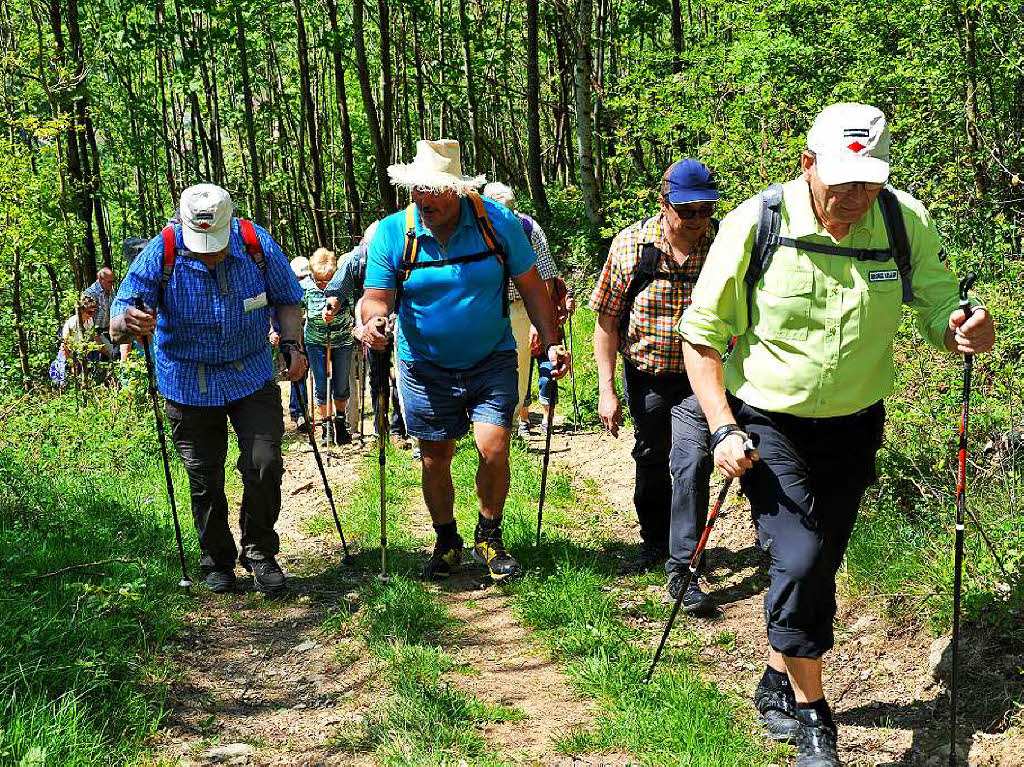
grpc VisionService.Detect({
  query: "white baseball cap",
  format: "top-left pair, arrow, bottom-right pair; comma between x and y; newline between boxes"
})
179,184 -> 233,253
290,256 -> 311,279
807,103 -> 890,186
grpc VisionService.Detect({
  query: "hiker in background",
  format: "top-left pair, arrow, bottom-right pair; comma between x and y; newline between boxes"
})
285,256 -> 312,433
360,139 -> 569,581
110,184 -> 306,596
589,159 -> 720,613
304,248 -> 353,448
84,266 -> 119,359
482,181 -> 569,436
327,220 -> 411,449
678,103 -> 995,766
50,292 -> 103,386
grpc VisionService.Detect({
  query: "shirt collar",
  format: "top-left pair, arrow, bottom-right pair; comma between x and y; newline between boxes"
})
786,177 -> 879,241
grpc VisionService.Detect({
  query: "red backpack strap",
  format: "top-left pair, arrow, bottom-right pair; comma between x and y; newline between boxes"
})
238,218 -> 266,274
159,225 -> 177,308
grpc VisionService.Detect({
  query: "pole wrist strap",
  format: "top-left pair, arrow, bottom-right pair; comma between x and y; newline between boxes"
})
710,424 -> 747,451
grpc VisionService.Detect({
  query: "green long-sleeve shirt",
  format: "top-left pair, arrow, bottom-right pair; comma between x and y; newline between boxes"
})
678,177 -> 968,418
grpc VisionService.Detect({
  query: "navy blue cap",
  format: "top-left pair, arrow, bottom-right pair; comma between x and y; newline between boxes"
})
661,159 -> 719,204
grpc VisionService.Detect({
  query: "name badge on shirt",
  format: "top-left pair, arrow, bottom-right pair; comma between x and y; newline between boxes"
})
244,292 -> 268,312
869,270 -> 899,283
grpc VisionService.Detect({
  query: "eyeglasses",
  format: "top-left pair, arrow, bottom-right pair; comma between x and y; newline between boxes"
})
670,203 -> 716,219
826,181 -> 885,195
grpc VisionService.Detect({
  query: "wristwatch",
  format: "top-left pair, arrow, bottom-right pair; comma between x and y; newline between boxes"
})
710,423 -> 747,451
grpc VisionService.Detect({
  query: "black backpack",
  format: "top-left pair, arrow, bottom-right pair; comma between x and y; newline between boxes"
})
618,217 -> 719,336
742,184 -> 913,321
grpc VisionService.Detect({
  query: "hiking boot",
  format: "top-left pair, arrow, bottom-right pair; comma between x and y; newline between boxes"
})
516,420 -> 531,438
334,417 -> 352,445
422,533 -> 464,580
795,707 -> 840,766
295,414 -> 310,434
204,569 -> 237,594
473,524 -> 522,581
667,571 -> 714,616
754,673 -> 801,743
249,557 -> 287,595
618,545 -> 667,576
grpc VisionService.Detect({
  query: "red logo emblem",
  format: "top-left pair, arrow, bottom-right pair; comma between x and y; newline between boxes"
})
847,141 -> 866,153
198,222 -> 211,230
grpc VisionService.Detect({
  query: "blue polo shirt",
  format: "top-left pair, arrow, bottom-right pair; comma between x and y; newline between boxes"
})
365,196 -> 535,369
112,220 -> 303,406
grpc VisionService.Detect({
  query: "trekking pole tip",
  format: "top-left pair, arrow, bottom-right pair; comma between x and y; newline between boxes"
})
179,578 -> 193,590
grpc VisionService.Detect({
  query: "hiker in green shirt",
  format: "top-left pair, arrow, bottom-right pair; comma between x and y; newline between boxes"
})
678,103 -> 995,767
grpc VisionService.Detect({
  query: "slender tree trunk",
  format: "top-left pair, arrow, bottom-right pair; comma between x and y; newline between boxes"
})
353,0 -> 397,211
292,0 -> 328,245
325,0 -> 363,234
457,0 -> 482,167
671,0 -> 683,73
235,6 -> 266,225
13,246 -> 31,384
573,0 -> 602,227
526,0 -> 550,220
412,10 -> 427,139
378,0 -> 395,164
963,2 -> 987,200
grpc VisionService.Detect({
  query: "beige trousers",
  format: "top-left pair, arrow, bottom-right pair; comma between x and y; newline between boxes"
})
510,300 -> 533,416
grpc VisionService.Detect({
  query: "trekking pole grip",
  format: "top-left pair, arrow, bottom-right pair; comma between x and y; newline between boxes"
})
959,272 -> 977,320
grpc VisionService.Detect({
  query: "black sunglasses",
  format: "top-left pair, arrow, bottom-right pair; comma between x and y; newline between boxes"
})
670,202 -> 716,219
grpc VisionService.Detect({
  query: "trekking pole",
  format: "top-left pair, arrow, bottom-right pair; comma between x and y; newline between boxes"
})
645,438 -> 754,683
949,271 -> 977,766
292,353 -> 354,565
567,313 -> 581,431
535,380 -> 558,547
371,346 -> 390,580
357,349 -> 367,440
325,328 -> 334,455
132,297 -> 192,593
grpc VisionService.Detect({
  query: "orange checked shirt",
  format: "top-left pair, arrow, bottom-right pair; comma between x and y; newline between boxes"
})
589,214 -> 714,375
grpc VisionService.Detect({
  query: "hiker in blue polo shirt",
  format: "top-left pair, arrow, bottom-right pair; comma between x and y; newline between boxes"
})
360,139 -> 570,581
110,184 -> 306,596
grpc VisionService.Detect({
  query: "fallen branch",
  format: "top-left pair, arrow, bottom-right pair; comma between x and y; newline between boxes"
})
30,557 -> 139,580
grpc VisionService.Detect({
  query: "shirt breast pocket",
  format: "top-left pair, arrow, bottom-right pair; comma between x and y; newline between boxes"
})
856,264 -> 903,339
754,268 -> 814,341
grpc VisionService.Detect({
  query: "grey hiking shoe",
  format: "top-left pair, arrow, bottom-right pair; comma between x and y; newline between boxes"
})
754,674 -> 801,743
204,569 -> 237,594
422,534 -> 464,580
248,557 -> 287,595
795,707 -> 840,766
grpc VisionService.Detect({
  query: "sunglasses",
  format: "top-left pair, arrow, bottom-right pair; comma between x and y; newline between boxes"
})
670,202 -> 716,219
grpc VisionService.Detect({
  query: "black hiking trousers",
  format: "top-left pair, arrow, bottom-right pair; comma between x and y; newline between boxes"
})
165,379 -> 285,575
731,395 -> 885,658
622,360 -> 711,563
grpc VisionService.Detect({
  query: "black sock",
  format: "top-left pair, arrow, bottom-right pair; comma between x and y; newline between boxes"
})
434,521 -> 458,543
797,698 -> 834,728
477,514 -> 500,532
761,665 -> 789,688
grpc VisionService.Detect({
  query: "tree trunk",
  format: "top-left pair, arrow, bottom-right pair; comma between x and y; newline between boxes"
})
325,0 -> 363,235
292,0 -> 328,245
13,247 -> 31,384
573,0 -> 602,228
963,2 -> 987,200
378,0 -> 395,164
526,0 -> 550,220
353,0 -> 398,211
458,0 -> 482,168
671,0 -> 683,73
235,6 -> 266,225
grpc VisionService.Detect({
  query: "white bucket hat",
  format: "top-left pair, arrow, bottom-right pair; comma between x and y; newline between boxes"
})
807,103 -> 890,186
180,184 -> 233,253
387,139 -> 485,196
290,256 -> 311,279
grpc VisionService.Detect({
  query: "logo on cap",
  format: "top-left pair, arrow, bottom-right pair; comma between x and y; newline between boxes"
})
847,141 -> 867,153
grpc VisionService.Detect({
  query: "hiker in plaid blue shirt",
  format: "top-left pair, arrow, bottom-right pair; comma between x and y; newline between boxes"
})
111,185 -> 306,596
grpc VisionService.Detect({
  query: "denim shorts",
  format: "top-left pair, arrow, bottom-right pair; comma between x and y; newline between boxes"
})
398,349 -> 518,440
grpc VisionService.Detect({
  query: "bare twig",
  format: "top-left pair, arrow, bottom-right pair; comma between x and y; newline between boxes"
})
30,557 -> 138,580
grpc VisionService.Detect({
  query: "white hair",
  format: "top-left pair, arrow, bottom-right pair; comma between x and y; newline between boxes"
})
483,182 -> 515,206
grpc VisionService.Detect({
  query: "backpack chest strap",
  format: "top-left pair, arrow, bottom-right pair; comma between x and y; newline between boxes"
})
776,237 -> 895,262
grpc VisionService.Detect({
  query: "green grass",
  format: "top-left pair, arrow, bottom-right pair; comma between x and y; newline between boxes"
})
0,389 -> 200,765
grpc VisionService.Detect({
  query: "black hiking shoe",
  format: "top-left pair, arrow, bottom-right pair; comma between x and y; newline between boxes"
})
618,545 -> 667,576
667,572 -> 714,616
795,707 -> 840,766
472,524 -> 522,581
248,557 -> 287,595
422,533 -> 464,580
754,674 -> 801,743
204,569 -> 237,594
296,414 -> 310,434
334,418 -> 352,445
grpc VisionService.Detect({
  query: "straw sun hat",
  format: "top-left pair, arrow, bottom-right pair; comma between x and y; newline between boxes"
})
387,139 -> 486,196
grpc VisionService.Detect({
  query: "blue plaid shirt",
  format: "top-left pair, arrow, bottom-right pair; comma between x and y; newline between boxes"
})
111,220 -> 302,406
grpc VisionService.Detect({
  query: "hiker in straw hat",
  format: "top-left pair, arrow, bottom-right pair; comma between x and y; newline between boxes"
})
360,139 -> 570,582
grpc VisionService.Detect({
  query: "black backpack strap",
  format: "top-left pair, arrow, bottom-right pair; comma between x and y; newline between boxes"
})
877,187 -> 914,303
403,251 -> 498,269
744,183 -> 785,325
617,228 -> 664,336
775,237 -> 894,262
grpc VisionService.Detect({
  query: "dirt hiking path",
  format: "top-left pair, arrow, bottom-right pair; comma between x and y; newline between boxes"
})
529,423 -> 1024,767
